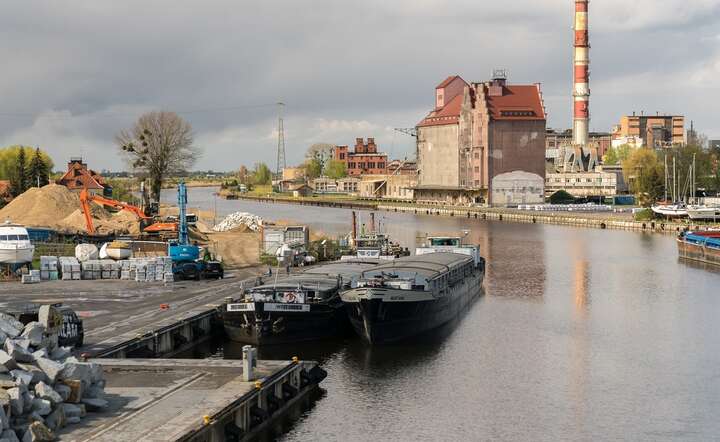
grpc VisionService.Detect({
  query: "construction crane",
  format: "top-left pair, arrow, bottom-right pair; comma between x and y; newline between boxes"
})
168,181 -> 200,263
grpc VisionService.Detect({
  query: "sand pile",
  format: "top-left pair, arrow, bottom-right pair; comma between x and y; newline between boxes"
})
0,184 -> 140,234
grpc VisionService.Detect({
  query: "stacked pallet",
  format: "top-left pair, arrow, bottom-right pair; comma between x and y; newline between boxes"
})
39,256 -> 59,281
21,269 -> 41,284
120,257 -> 174,282
59,256 -> 81,280
80,259 -> 122,280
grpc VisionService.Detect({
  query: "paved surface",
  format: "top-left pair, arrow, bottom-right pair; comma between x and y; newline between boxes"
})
59,358 -> 291,441
0,267 -> 263,354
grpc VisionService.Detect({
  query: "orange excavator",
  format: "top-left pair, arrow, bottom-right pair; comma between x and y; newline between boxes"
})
79,188 -> 177,236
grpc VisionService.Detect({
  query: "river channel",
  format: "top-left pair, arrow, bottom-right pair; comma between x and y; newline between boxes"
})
166,187 -> 720,441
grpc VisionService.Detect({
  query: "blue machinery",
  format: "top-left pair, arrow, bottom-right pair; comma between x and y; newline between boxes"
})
168,181 -> 200,262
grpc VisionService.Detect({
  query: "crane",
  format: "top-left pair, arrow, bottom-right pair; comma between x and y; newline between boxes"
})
79,188 -> 177,236
168,181 -> 200,262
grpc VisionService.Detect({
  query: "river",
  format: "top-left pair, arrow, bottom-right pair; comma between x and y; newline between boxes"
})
166,187 -> 720,441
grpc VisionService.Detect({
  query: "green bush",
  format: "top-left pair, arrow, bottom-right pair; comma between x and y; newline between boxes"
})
633,208 -> 655,221
549,190 -> 575,204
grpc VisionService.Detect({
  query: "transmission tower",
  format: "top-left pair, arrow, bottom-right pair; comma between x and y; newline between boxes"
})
275,102 -> 286,179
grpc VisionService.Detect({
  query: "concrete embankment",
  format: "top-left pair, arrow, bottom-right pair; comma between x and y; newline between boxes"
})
223,194 -> 707,235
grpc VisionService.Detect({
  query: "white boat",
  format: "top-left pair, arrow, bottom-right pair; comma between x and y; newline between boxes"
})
651,203 -> 688,218
687,205 -> 720,221
0,221 -> 35,264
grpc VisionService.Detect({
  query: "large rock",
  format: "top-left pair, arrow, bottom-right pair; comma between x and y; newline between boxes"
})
0,374 -> 15,389
21,421 -> 54,442
30,350 -> 47,361
19,324 -> 44,348
0,314 -> 23,339
81,382 -> 105,400
7,388 -> 23,417
60,380 -> 82,404
43,407 -> 64,433
32,359 -> 61,385
58,363 -> 93,388
30,399 -> 51,417
33,384 -> 61,406
9,370 -> 33,387
4,342 -> 33,364
47,348 -> 69,362
16,365 -> 47,386
36,308 -> 61,336
80,398 -> 108,412
0,404 -> 8,430
0,351 -> 18,372
0,429 -> 19,442
59,404 -> 81,420
53,385 -> 70,403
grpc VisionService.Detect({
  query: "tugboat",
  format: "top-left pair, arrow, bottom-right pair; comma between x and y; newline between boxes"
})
341,236 -> 485,344
223,261 -> 375,345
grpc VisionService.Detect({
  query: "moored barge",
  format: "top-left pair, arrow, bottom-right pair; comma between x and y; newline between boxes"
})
677,230 -> 720,266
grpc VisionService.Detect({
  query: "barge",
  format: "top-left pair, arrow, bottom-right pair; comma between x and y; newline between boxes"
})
341,237 -> 485,344
677,230 -> 720,266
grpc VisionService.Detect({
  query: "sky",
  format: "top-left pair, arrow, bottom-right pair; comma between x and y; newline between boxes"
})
0,0 -> 718,172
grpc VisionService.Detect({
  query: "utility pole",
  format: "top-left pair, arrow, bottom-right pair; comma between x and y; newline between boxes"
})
275,102 -> 286,180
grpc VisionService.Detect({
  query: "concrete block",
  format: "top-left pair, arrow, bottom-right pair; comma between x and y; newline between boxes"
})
22,421 -> 53,442
20,323 -> 45,347
30,398 -> 51,416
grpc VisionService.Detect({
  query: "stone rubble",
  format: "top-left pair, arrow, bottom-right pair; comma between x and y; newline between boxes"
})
212,211 -> 263,232
0,307 -> 107,441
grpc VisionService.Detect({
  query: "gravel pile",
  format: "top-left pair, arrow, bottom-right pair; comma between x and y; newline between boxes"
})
212,212 -> 263,232
0,305 -> 107,441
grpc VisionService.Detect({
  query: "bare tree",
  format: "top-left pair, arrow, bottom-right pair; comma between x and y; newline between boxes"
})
305,143 -> 335,171
117,111 -> 200,202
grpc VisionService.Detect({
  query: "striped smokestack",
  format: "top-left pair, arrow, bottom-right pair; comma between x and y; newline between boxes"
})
573,0 -> 590,146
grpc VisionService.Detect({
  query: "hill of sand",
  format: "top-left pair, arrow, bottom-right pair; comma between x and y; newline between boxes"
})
0,184 -> 140,234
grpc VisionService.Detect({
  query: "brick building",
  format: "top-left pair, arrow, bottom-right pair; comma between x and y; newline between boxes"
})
612,113 -> 685,148
333,138 -> 388,176
415,73 -> 547,206
56,157 -> 111,196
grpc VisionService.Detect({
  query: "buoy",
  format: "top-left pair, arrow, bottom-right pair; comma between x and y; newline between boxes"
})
255,380 -> 262,389
203,415 -> 211,425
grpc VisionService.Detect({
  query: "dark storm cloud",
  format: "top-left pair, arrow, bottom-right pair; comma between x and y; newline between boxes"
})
0,0 -> 718,170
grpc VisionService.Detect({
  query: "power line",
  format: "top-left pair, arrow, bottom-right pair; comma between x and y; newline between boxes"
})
0,102 -> 280,119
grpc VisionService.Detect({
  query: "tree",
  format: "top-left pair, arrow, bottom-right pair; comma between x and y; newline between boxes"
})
305,143 -> 334,171
28,148 -> 50,187
252,163 -> 272,185
0,146 -> 53,185
325,159 -> 347,179
549,190 -> 575,204
622,148 -> 664,206
603,144 -> 632,165
117,111 -> 200,202
238,165 -> 250,184
10,148 -> 28,196
303,158 -> 322,180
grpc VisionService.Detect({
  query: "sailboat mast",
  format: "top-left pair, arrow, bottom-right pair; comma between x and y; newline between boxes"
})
673,157 -> 676,202
692,153 -> 696,203
664,154 -> 668,202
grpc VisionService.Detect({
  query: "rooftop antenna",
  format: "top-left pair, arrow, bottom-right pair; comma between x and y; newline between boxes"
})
275,102 -> 286,179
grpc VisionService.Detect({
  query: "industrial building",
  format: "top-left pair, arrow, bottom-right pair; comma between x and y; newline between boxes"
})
546,129 -> 611,170
333,138 -> 388,176
414,72 -> 547,206
612,113 -> 685,148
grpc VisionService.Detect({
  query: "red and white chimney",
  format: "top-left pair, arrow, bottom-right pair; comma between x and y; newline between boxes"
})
573,0 -> 590,146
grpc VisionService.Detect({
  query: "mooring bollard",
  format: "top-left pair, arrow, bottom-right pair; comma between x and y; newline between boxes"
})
242,345 -> 258,381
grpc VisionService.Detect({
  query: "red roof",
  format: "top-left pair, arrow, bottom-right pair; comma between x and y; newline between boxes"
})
436,75 -> 461,89
486,85 -> 546,121
56,161 -> 106,190
417,94 -> 463,128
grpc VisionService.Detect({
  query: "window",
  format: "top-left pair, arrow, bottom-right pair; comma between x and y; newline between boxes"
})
474,166 -> 480,173
368,162 -> 375,169
349,162 -> 356,169
339,153 -> 345,159
378,162 -> 384,169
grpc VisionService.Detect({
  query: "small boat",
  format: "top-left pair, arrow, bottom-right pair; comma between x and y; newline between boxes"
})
343,233 -> 409,260
0,221 -> 35,265
677,230 -> 720,266
341,236 -> 485,344
687,205 -> 720,221
651,203 -> 688,218
223,261 -> 375,345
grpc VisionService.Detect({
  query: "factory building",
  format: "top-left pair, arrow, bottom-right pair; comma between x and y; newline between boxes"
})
414,73 -> 546,206
612,113 -> 685,148
546,129 -> 611,170
333,138 -> 388,176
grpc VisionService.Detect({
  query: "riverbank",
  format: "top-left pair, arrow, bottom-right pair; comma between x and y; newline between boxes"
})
220,193 -> 717,235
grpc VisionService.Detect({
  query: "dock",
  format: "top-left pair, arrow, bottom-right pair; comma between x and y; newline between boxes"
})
59,358 -> 325,441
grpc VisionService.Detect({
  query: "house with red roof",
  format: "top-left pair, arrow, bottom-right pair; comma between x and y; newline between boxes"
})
415,72 -> 547,206
55,157 -> 111,196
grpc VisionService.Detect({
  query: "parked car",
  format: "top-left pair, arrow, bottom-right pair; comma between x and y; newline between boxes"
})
200,261 -> 224,279
174,261 -> 201,281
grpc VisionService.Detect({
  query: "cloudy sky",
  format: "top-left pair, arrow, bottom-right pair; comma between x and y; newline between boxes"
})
0,0 -> 718,172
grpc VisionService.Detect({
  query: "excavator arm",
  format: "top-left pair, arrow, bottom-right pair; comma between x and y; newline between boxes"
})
79,188 -> 152,234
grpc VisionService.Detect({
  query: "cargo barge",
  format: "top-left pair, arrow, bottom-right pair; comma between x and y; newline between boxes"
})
341,237 -> 485,344
677,230 -> 720,266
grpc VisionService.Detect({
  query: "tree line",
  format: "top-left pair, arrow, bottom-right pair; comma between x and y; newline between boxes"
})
0,146 -> 54,197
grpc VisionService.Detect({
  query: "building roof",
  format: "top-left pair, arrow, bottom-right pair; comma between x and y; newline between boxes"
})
486,85 -> 546,121
55,160 -> 106,190
417,94 -> 463,128
436,75 -> 462,89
